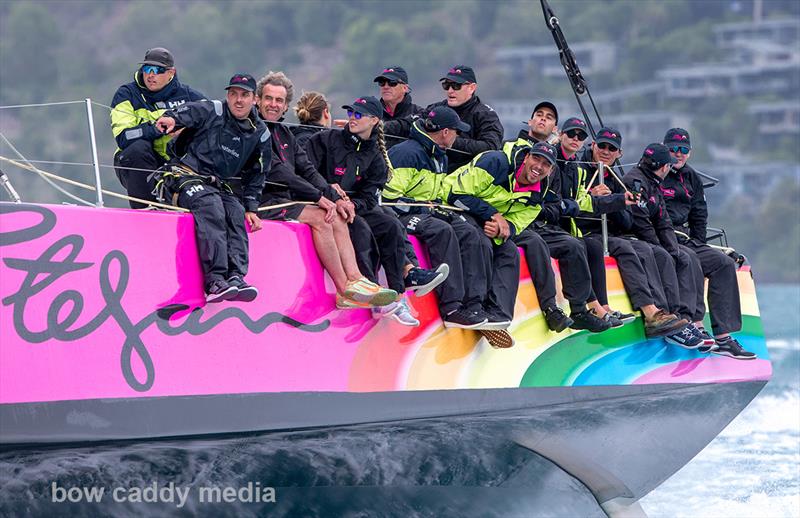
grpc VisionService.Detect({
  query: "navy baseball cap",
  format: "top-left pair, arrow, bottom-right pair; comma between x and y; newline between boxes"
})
342,96 -> 384,119
595,127 -> 622,148
531,101 -> 558,123
530,141 -> 558,166
642,143 -> 678,167
440,65 -> 477,84
561,117 -> 587,133
140,47 -> 174,68
663,128 -> 691,149
225,73 -> 256,92
424,106 -> 470,132
374,66 -> 409,84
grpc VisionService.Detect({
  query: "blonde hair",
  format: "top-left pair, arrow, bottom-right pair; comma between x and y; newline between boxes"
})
256,71 -> 294,104
375,120 -> 394,182
294,91 -> 328,124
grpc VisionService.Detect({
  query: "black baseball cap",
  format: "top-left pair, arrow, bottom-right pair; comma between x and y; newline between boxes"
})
642,143 -> 678,168
531,101 -> 558,123
374,66 -> 409,84
440,65 -> 477,84
561,117 -> 587,133
595,127 -> 622,148
530,141 -> 558,166
140,47 -> 174,68
342,96 -> 384,120
663,128 -> 691,149
424,106 -> 470,132
225,73 -> 257,92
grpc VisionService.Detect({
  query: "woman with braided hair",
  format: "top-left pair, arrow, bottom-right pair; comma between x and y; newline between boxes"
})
305,96 -> 447,326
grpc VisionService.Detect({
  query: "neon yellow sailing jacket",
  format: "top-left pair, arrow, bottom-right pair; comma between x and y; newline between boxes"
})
110,71 -> 205,159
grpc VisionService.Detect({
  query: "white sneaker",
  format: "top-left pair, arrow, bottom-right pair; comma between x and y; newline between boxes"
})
373,298 -> 419,327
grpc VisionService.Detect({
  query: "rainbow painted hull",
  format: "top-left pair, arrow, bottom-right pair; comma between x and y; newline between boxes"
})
0,202 -> 769,513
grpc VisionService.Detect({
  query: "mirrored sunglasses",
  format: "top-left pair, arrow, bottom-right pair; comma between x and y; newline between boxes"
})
669,145 -> 690,154
346,110 -> 363,120
141,65 -> 168,75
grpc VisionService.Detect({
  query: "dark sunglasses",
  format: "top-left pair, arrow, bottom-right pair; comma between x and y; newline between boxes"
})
141,65 -> 168,75
346,110 -> 364,120
441,81 -> 465,91
565,129 -> 588,141
669,145 -> 690,154
597,142 -> 619,152
377,79 -> 400,87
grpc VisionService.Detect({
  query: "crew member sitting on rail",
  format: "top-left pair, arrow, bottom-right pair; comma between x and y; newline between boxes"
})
110,47 -> 205,208
153,74 -> 267,303
660,128 -> 755,360
508,108 -> 609,333
304,96 -> 446,320
254,71 -> 398,311
623,143 -> 756,356
441,142 -> 561,347
384,106 -> 491,330
570,130 -> 696,341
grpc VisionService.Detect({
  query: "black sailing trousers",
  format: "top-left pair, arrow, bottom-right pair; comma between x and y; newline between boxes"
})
114,139 -> 163,209
515,225 -> 593,313
400,212 -> 490,316
349,207 -> 407,294
682,239 -> 742,335
174,181 -> 249,288
583,233 -> 659,310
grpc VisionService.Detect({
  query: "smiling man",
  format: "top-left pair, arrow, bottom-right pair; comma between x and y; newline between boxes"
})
441,142 -> 567,347
153,74 -> 270,303
110,48 -> 205,208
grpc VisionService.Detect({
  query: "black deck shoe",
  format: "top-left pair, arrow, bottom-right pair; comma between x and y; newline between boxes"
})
227,275 -> 259,302
712,337 -> 756,360
443,308 -> 487,330
206,279 -> 239,303
475,306 -> 512,330
543,306 -> 573,332
570,310 -> 612,333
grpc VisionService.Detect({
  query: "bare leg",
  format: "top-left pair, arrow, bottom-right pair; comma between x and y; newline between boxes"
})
587,300 -> 608,317
330,215 -> 364,282
298,207 -> 349,293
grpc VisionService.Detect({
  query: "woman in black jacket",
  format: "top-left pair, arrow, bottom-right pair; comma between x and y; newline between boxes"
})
305,96 -> 446,325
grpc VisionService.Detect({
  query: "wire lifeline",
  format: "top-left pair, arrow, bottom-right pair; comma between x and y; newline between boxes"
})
0,155 -> 187,212
0,100 -> 87,109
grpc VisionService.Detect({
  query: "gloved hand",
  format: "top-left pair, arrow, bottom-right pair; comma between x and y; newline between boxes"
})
560,199 -> 580,217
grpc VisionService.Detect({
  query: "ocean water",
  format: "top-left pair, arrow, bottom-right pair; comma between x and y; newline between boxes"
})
641,283 -> 800,518
0,285 -> 797,517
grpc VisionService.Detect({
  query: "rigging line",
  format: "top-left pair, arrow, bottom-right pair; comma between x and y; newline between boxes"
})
0,133 -> 94,206
0,155 -> 187,212
6,159 -> 96,167
0,100 -> 86,109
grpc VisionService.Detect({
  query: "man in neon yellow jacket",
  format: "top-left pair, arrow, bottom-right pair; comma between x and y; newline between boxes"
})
443,141 -> 558,330
110,48 -> 205,208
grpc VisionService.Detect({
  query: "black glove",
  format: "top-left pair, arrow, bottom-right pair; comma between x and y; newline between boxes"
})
560,199 -> 580,217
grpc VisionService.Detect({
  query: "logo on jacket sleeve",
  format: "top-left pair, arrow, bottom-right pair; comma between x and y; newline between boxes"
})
660,187 -> 675,197
334,166 -> 346,176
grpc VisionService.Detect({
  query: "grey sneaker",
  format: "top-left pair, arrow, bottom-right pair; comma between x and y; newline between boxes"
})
374,298 -> 420,327
206,279 -> 239,303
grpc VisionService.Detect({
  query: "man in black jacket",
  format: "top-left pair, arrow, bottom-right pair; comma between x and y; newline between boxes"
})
373,66 -> 425,149
427,65 -> 504,172
154,74 -> 269,303
111,47 -> 206,208
661,128 -> 751,359
624,144 -> 754,358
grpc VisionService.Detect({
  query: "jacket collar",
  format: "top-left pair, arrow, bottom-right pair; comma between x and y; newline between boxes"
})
410,121 -> 447,160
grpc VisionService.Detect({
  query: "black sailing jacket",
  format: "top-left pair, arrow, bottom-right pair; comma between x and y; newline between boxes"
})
164,100 -> 270,212
304,126 -> 388,214
623,165 -> 681,257
660,163 -> 708,243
